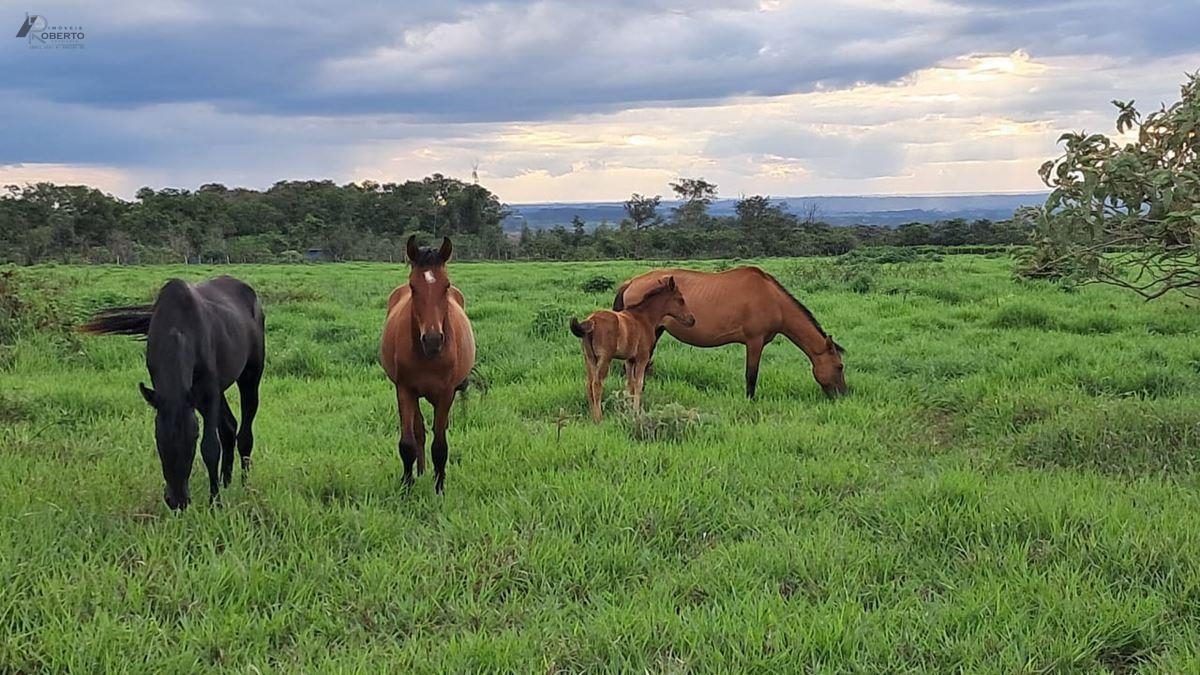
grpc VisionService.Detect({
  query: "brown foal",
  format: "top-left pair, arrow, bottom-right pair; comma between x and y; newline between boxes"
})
569,276 -> 695,422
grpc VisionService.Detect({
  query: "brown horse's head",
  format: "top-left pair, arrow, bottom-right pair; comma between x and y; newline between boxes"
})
812,336 -> 847,398
406,235 -> 454,356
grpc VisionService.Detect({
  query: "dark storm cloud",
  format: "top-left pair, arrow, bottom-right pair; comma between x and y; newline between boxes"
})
1,0 -> 1196,180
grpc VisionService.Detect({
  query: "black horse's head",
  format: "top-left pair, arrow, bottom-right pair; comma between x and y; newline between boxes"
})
139,382 -> 198,510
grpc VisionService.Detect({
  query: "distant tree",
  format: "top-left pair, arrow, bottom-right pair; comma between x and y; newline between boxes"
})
624,193 -> 662,230
1020,72 -> 1200,299
669,178 -> 718,228
799,200 -> 822,226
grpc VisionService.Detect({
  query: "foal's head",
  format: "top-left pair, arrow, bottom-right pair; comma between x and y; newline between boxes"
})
642,276 -> 696,327
406,235 -> 455,356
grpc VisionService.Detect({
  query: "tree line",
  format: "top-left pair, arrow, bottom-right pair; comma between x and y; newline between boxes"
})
0,174 -> 1030,265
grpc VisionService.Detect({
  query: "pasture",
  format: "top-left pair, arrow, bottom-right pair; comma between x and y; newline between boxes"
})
4,254 -> 1200,671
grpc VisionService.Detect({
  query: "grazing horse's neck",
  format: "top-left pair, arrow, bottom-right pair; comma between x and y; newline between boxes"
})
779,302 -> 830,361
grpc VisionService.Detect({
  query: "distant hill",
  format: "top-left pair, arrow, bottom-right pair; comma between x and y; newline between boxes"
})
503,192 -> 1048,230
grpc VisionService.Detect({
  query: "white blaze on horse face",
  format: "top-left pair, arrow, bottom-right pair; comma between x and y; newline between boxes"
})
424,271 -> 435,284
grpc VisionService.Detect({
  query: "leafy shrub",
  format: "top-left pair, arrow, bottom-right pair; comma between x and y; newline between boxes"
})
580,275 -> 616,294
849,273 -> 873,294
278,250 -> 304,264
0,269 -> 77,347
608,391 -> 710,442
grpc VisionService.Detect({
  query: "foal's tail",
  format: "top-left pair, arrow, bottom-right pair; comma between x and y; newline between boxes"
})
77,305 -> 154,338
569,317 -> 594,338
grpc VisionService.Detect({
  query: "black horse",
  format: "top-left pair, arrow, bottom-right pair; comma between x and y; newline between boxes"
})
80,275 -> 265,510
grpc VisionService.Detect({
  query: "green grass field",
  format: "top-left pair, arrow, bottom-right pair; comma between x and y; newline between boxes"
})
4,255 -> 1200,672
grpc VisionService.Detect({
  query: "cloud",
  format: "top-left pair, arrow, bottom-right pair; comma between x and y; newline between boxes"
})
1,1 -> 1198,200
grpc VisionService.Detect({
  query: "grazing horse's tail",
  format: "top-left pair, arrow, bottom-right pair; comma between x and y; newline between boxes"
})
612,281 -> 630,311
569,317 -> 594,338
77,305 -> 154,338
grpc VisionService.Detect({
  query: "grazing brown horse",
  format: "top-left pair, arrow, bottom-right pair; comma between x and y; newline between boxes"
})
380,236 -> 476,493
613,267 -> 847,399
570,275 -> 696,422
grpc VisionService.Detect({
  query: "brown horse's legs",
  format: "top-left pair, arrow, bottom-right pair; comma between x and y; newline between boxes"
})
629,359 -> 648,414
413,404 -> 427,476
745,339 -> 765,399
431,395 -> 453,494
644,326 -> 666,377
396,387 -> 421,487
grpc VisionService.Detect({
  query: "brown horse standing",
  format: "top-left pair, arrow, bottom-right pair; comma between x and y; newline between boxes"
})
381,236 -> 476,493
570,275 -> 696,422
613,267 -> 847,399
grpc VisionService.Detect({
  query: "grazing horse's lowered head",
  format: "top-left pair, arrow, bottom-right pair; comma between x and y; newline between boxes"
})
406,235 -> 454,357
139,380 -> 199,509
811,336 -> 847,398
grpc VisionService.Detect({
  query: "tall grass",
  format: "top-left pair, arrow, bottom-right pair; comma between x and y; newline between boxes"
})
3,256 -> 1200,671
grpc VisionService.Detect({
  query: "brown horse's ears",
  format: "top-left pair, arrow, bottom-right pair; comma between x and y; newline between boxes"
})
406,235 -> 420,263
826,336 -> 846,354
439,237 -> 453,263
665,276 -> 676,291
138,382 -> 158,409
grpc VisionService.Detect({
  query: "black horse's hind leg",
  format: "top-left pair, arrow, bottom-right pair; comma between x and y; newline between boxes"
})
218,395 -> 237,487
236,366 -> 261,483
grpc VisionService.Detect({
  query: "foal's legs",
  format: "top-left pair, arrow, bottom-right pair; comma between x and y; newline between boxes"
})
218,395 -> 237,487
431,393 -> 454,494
745,338 -> 765,399
588,356 -> 611,423
396,387 -> 421,487
236,367 -> 261,481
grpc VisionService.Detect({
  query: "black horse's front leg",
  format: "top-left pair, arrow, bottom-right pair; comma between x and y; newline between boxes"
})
198,394 -> 224,504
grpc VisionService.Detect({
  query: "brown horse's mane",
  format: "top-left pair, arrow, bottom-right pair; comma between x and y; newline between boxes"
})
757,269 -> 845,354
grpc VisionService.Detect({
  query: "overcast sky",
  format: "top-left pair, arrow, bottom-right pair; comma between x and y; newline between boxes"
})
2,0 -> 1197,202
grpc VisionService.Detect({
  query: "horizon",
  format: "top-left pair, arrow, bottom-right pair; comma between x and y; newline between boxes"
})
3,2 -> 1196,203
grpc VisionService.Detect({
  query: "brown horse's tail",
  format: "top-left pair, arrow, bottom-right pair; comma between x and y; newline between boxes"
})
611,281 -> 630,311
569,317 -> 594,338
77,305 -> 154,338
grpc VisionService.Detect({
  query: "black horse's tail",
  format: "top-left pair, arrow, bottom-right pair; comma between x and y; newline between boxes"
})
78,305 -> 154,338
